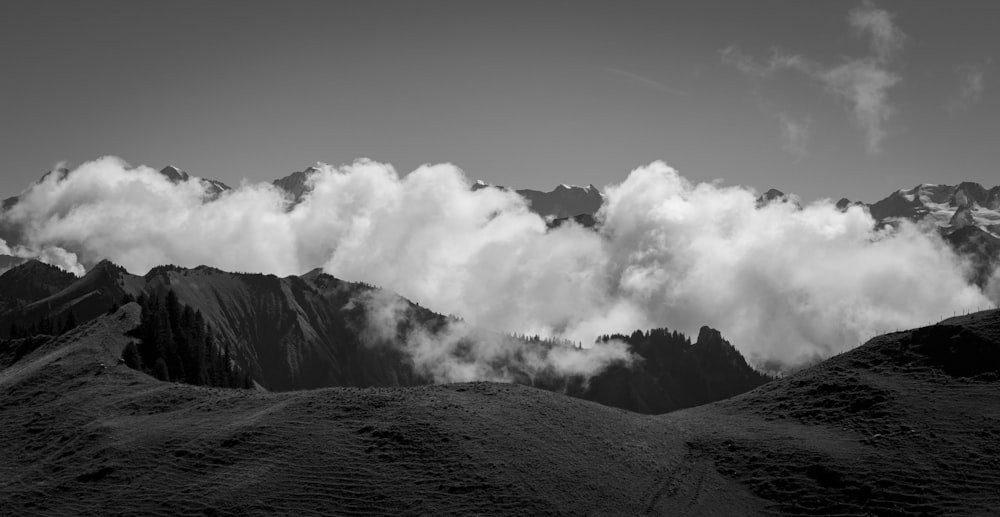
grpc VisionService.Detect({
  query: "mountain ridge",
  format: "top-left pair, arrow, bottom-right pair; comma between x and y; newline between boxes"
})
0,260 -> 770,414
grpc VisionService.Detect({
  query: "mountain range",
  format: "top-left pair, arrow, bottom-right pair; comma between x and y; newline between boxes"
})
0,259 -> 769,414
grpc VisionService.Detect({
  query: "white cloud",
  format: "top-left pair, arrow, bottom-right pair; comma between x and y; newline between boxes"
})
848,1 -> 905,62
351,287 -> 633,384
2,157 -> 993,374
722,2 -> 905,153
818,59 -> 900,152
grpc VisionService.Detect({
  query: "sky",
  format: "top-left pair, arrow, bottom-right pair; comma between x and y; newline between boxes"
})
1,0 -> 997,202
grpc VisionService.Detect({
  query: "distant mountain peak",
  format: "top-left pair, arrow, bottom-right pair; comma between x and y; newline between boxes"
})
273,167 -> 321,204
158,165 -> 190,183
156,166 -> 230,199
555,183 -> 597,192
38,167 -> 71,185
871,181 -> 1000,230
755,188 -> 800,209
516,183 -> 604,219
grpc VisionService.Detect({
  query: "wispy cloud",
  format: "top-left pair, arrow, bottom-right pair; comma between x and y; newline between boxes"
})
947,63 -> 987,115
818,59 -> 900,153
604,67 -> 688,96
777,113 -> 810,161
720,47 -> 807,78
721,2 -> 905,154
848,0 -> 905,61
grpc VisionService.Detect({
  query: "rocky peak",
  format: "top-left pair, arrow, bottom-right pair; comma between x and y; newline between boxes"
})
949,206 -> 975,230
952,182 -> 988,208
515,183 -> 604,219
695,326 -> 724,347
158,166 -> 230,199
159,165 -> 190,183
273,167 -> 321,204
755,188 -> 801,209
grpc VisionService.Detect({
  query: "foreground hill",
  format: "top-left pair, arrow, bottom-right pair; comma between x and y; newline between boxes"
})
0,306 -> 766,516
1,306 -> 998,514
676,309 -> 1000,515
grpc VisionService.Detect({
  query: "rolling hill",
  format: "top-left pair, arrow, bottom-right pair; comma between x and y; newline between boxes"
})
1,304 -> 997,514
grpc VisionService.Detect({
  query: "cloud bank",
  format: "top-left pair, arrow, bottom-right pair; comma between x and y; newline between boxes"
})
1,156 -> 994,372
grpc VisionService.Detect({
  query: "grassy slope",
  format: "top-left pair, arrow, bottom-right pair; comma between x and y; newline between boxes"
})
0,305 -> 764,516
676,309 -> 1000,515
3,306 -> 999,515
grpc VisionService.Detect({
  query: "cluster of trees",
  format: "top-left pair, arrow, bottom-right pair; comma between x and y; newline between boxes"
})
508,333 -> 583,349
580,327 -> 772,414
123,291 -> 252,389
8,311 -> 78,339
597,328 -> 691,346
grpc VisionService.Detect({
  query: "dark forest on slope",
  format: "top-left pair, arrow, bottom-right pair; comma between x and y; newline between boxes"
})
123,291 -> 253,389
572,327 -> 773,414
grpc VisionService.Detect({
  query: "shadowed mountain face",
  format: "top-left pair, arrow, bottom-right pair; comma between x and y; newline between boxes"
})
515,183 -> 603,219
944,225 -> 1000,287
0,261 -> 144,337
0,261 -> 434,391
158,166 -> 231,199
0,261 -> 769,414
1,303 -> 997,514
0,260 -> 76,314
272,167 -> 320,204
139,265 -> 430,391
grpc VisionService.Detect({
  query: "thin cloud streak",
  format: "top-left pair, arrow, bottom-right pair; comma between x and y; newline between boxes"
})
777,113 -> 810,161
948,64 -> 987,115
604,67 -> 689,96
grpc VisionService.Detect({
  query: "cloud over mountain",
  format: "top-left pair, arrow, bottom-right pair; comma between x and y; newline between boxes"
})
1,157 -> 994,371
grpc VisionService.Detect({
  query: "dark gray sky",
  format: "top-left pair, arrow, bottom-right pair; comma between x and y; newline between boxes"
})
1,1 -> 996,202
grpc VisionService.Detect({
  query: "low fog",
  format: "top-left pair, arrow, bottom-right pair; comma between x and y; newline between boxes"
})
2,156 -> 995,371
